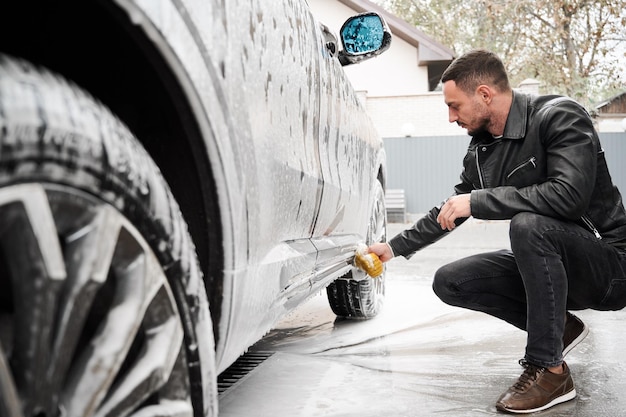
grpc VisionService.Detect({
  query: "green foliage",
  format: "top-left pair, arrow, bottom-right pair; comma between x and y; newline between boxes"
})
374,0 -> 626,108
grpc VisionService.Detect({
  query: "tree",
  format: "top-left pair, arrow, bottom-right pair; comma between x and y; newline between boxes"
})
374,0 -> 626,107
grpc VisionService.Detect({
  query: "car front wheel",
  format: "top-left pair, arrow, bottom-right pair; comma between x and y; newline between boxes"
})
0,54 -> 216,417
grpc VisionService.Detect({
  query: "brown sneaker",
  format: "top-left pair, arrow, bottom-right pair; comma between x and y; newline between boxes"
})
496,360 -> 576,414
563,312 -> 588,357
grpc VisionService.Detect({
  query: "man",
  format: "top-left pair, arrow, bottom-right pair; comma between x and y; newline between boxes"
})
368,49 -> 626,414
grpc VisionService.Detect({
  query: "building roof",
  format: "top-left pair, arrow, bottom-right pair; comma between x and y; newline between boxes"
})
595,91 -> 626,114
337,0 -> 455,65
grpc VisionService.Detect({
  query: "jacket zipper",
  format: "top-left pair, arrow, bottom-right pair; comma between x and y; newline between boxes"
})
475,149 -> 485,189
506,157 -> 537,180
581,215 -> 602,239
475,142 -> 502,189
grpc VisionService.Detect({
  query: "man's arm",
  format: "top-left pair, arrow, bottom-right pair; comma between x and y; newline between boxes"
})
370,145 -> 477,260
372,203 -> 467,260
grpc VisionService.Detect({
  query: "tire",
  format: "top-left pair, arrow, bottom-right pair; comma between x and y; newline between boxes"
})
326,179 -> 386,319
0,54 -> 217,417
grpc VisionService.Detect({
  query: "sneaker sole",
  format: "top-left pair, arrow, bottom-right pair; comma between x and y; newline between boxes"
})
496,389 -> 577,414
563,323 -> 589,357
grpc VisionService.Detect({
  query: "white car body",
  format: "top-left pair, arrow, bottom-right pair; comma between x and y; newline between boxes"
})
0,0 -> 389,415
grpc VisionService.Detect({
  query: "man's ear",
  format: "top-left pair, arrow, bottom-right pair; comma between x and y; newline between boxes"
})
476,85 -> 493,104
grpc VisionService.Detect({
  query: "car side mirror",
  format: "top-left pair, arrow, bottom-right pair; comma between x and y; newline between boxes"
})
338,12 -> 391,66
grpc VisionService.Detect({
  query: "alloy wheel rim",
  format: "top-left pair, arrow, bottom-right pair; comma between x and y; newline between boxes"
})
0,183 -> 192,417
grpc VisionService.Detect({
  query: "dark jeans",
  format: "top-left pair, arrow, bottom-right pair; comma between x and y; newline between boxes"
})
432,212 -> 626,368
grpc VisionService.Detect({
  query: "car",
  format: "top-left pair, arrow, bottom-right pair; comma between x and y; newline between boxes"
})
0,1 -> 391,416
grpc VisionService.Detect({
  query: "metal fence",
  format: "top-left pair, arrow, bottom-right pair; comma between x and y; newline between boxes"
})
384,132 -> 626,215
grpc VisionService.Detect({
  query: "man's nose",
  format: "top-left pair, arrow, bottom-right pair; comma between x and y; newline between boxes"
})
448,108 -> 458,123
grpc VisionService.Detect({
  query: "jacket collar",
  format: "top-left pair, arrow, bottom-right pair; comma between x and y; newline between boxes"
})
501,90 -> 529,140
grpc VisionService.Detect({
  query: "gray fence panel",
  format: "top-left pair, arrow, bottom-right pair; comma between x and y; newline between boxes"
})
384,132 -> 626,216
599,133 -> 626,196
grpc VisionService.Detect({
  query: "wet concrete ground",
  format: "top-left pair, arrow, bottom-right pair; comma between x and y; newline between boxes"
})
218,218 -> 626,417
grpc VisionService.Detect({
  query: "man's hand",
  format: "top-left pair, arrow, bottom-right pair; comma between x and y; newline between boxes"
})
367,242 -> 394,263
437,194 -> 471,231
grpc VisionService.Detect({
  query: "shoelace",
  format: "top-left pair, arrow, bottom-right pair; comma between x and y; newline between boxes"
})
511,359 -> 545,392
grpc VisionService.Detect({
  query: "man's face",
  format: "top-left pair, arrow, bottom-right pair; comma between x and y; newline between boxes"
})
443,80 -> 490,136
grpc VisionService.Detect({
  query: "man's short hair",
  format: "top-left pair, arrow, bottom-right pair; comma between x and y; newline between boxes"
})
441,49 -> 511,95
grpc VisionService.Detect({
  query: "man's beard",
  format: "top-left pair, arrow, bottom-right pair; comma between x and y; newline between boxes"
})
466,116 -> 490,136
466,101 -> 491,136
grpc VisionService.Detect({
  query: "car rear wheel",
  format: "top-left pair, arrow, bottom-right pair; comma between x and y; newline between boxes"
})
0,54 -> 216,417
326,179 -> 386,318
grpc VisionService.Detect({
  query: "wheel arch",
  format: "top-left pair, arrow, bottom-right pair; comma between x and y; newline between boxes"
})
0,0 -> 226,341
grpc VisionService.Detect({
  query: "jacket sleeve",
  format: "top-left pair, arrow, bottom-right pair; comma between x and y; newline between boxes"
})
387,206 -> 446,259
387,172 -> 473,259
471,98 -> 598,221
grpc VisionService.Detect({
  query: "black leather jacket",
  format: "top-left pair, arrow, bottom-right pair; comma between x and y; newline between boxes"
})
389,91 -> 626,258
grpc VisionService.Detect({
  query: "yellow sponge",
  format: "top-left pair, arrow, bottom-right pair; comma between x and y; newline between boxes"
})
354,244 -> 383,278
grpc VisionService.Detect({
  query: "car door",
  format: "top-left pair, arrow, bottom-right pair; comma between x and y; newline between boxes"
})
313,23 -> 382,242
214,0 -> 330,366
